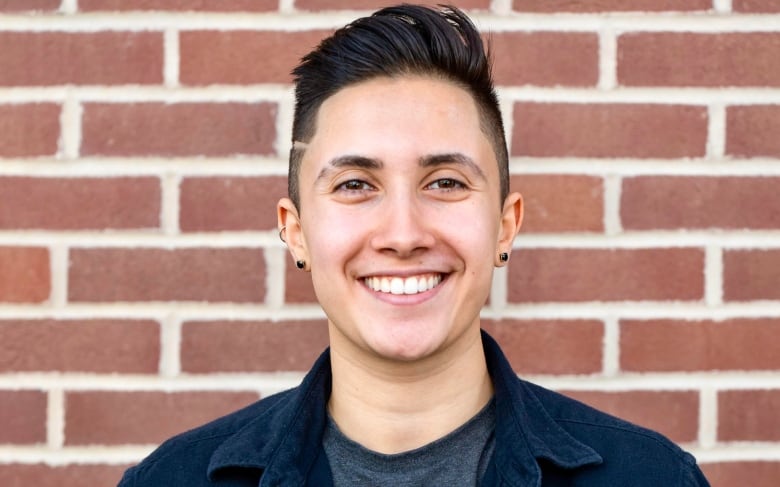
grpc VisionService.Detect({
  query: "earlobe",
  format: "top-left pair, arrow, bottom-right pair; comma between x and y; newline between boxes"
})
277,198 -> 309,270
496,192 -> 523,266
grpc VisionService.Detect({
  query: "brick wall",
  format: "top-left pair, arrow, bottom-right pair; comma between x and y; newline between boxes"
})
1,1 -> 779,486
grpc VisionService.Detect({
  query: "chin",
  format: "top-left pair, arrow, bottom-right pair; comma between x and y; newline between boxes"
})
364,328 -> 447,363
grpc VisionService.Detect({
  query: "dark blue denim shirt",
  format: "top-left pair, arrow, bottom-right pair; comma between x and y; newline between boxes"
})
119,331 -> 710,486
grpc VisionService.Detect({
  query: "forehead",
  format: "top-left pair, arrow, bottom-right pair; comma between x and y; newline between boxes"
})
300,76 -> 496,174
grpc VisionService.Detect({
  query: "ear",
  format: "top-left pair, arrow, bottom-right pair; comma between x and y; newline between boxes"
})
277,197 -> 309,270
496,192 -> 523,266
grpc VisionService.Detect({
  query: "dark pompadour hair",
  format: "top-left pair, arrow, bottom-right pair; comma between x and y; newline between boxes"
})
288,4 -> 508,209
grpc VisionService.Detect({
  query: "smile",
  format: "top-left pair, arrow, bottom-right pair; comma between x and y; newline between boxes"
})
363,274 -> 443,295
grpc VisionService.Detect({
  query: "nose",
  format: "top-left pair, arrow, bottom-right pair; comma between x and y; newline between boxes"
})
369,190 -> 435,258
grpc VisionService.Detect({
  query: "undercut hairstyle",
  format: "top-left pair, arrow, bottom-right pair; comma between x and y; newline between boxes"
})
289,3 -> 508,209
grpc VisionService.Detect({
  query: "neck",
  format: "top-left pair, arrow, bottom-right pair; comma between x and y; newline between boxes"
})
327,327 -> 493,454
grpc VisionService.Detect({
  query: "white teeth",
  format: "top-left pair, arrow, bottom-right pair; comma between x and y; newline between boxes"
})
365,274 -> 442,295
390,277 -> 405,295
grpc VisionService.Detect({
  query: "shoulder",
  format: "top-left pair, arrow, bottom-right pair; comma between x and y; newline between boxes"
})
522,381 -> 709,486
118,389 -> 293,487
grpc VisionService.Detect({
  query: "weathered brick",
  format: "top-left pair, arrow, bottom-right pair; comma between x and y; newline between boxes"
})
0,32 -> 162,86
0,104 -> 60,158
0,0 -> 60,11
0,247 -> 49,303
561,390 -> 699,443
507,248 -> 704,302
285,260 -> 318,303
719,390 -> 780,441
621,176 -> 780,230
181,320 -> 329,372
621,319 -> 780,372
513,0 -> 710,11
0,177 -> 160,230
0,391 -> 47,444
511,175 -> 604,233
726,105 -> 780,158
512,103 -> 707,158
481,320 -> 603,375
733,0 -> 780,11
69,247 -> 266,303
490,32 -> 598,87
65,391 -> 259,445
82,102 -> 276,157
701,461 -> 780,487
618,33 -> 780,87
0,320 -> 159,373
79,0 -> 275,10
296,0 -> 490,10
724,249 -> 780,301
180,176 -> 286,232
180,30 -> 330,85
0,464 -> 129,487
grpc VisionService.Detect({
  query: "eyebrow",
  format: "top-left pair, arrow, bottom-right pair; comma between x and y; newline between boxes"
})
420,153 -> 487,181
314,152 -> 486,182
315,155 -> 383,182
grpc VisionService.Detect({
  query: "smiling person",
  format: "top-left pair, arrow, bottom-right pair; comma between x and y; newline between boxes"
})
119,5 -> 710,487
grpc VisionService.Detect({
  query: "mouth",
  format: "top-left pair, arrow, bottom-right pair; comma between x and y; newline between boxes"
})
363,273 -> 444,295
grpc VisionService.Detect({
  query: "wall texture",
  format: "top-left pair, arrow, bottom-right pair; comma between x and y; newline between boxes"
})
1,1 -> 779,486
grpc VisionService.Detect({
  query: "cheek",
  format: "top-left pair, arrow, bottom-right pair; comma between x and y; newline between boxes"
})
302,210 -> 363,264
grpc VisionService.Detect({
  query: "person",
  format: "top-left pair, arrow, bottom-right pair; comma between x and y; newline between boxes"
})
118,5 -> 710,486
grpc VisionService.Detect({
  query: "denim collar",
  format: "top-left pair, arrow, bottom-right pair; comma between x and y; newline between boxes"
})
207,331 -> 602,486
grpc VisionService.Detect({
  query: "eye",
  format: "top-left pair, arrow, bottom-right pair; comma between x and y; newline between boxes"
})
336,179 -> 374,192
427,178 -> 465,191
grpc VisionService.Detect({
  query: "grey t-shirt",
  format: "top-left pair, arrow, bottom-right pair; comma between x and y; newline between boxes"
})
323,398 -> 496,487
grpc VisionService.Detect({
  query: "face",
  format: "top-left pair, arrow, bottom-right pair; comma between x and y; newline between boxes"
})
279,76 -> 522,364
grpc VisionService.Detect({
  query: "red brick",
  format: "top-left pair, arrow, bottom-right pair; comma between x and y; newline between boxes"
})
0,0 -> 60,11
68,247 -> 266,303
180,30 -> 330,85
512,103 -> 707,158
621,176 -> 780,230
82,102 -> 276,157
618,33 -> 780,87
180,176 -> 286,232
621,319 -> 780,372
507,248 -> 704,302
0,391 -> 47,444
0,32 -> 162,86
181,320 -> 329,372
733,0 -> 780,12
0,177 -> 160,230
511,175 -> 604,233
719,389 -> 780,441
0,247 -> 49,303
724,250 -> 780,301
0,464 -> 129,487
65,391 -> 258,445
79,0 -> 275,11
482,320 -> 603,375
726,105 -> 780,158
285,260 -> 317,303
513,0 -> 710,11
296,0 -> 490,10
0,104 -> 60,157
489,32 -> 598,87
561,390 -> 699,443
0,320 -> 159,373
702,461 -> 780,487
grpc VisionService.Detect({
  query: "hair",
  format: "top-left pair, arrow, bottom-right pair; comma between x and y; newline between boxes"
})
288,3 -> 508,209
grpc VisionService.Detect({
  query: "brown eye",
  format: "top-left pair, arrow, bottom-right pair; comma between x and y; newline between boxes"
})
337,179 -> 372,191
428,178 -> 464,191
